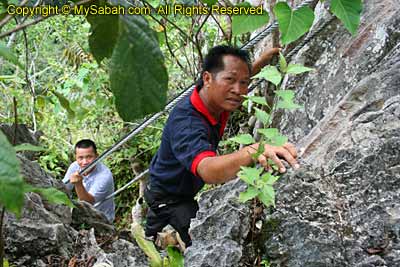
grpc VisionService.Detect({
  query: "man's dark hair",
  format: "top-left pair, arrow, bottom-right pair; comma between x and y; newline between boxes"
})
75,139 -> 97,154
196,45 -> 251,89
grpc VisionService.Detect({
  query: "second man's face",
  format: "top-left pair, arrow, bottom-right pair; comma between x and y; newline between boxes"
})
205,55 -> 250,113
75,147 -> 97,170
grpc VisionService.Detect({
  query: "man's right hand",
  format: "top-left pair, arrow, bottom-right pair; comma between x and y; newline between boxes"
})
247,142 -> 299,173
70,171 -> 83,185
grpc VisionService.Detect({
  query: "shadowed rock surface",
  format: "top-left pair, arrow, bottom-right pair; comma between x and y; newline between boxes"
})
185,0 -> 400,266
1,128 -> 148,267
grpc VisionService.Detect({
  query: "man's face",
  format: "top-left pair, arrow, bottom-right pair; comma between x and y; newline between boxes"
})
75,147 -> 97,170
203,55 -> 250,113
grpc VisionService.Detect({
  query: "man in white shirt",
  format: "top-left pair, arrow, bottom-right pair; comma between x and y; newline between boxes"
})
64,139 -> 115,222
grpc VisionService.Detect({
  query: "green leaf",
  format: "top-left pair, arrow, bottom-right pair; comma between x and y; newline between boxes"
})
166,246 -> 184,267
330,0 -> 362,35
232,3 -> 269,36
229,133 -> 255,145
276,100 -> 302,110
261,172 -> 279,185
243,95 -> 268,106
238,186 -> 259,202
87,13 -> 119,64
274,2 -> 314,45
29,186 -> 74,208
109,14 -> 168,122
51,90 -> 76,118
0,131 -> 25,218
275,90 -> 302,110
253,66 -> 282,86
0,42 -> 24,69
286,64 -> 314,75
279,52 -> 287,73
270,135 -> 288,146
238,166 -> 263,186
257,185 -> 276,207
200,0 -> 217,6
131,223 -> 163,266
257,128 -> 279,139
14,143 -> 45,152
254,107 -> 270,125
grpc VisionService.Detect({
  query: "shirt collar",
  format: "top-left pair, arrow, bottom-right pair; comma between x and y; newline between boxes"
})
190,86 -> 229,126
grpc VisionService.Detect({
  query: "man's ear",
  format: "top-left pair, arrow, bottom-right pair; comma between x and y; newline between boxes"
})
202,71 -> 212,87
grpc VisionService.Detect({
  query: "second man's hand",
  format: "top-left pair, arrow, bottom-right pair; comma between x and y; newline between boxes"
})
70,171 -> 83,185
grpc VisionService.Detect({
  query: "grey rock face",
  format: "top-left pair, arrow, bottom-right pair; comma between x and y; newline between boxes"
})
185,179 -> 251,267
185,0 -> 400,266
79,229 -> 149,267
4,156 -> 77,266
71,200 -> 116,235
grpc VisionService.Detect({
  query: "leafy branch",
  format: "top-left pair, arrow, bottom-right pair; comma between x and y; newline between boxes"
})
230,53 -> 314,207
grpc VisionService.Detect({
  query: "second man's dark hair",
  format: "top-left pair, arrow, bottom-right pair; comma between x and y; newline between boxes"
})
197,45 -> 251,89
75,139 -> 97,154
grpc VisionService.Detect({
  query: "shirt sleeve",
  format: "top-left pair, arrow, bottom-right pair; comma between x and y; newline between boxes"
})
171,119 -> 216,176
87,172 -> 114,203
63,163 -> 78,191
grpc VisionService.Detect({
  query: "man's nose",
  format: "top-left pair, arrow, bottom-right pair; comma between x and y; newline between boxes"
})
231,83 -> 241,95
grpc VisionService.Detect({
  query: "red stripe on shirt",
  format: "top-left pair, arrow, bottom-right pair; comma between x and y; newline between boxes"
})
191,150 -> 216,176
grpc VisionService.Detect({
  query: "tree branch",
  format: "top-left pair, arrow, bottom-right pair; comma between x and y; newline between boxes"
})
0,0 -> 95,39
0,0 -> 29,29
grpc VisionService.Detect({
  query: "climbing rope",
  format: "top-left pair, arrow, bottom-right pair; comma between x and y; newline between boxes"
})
68,0 -> 332,206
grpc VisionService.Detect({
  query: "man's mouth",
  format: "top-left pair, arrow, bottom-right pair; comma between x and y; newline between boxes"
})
226,98 -> 242,105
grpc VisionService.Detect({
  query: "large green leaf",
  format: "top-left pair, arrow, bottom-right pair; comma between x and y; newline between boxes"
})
51,90 -> 76,118
253,65 -> 282,86
232,3 -> 269,36
0,131 -> 25,217
330,0 -> 362,35
279,52 -> 287,73
14,143 -> 45,152
261,172 -> 279,185
286,64 -> 314,75
0,42 -> 24,69
275,90 -> 301,110
166,246 -> 184,267
200,0 -> 217,6
131,223 -> 163,266
87,13 -> 119,64
254,107 -> 270,125
257,128 -> 279,139
109,14 -> 168,122
243,95 -> 268,106
239,186 -> 259,202
238,166 -> 262,186
28,186 -> 74,208
229,133 -> 255,145
258,185 -> 276,207
274,2 -> 314,45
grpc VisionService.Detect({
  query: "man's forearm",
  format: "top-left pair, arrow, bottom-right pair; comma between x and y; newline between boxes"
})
197,147 -> 254,184
251,48 -> 280,76
74,183 -> 95,204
